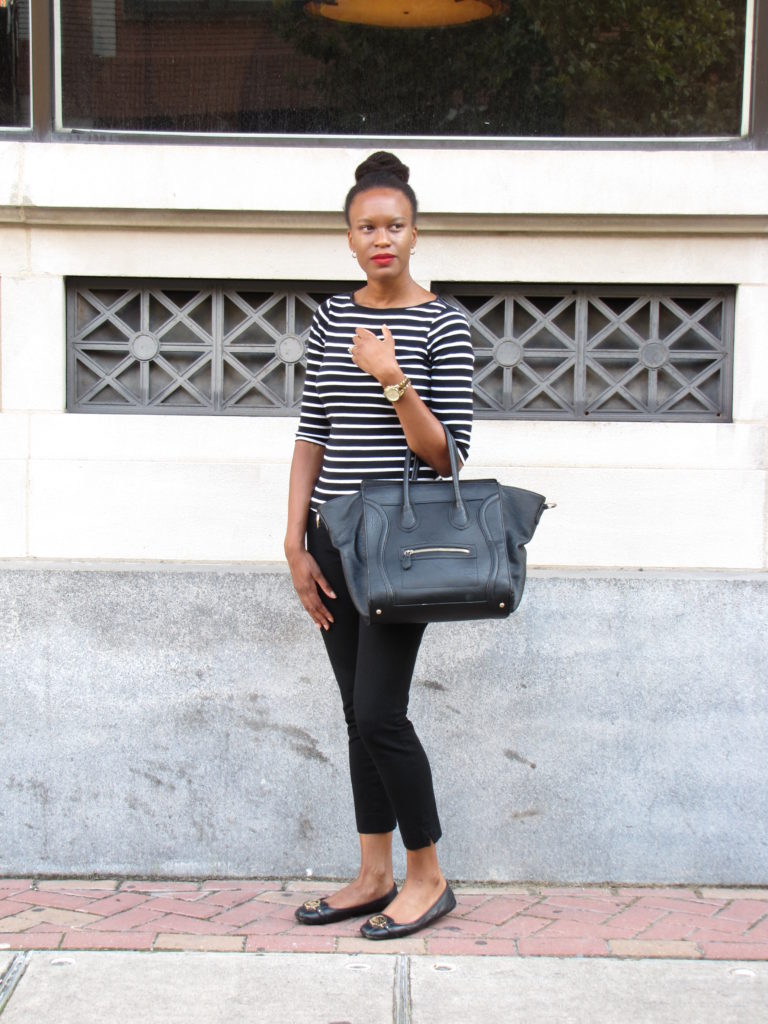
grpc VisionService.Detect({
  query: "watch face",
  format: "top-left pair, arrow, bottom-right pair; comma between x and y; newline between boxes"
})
384,378 -> 409,401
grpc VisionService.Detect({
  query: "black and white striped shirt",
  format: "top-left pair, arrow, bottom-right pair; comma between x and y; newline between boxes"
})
296,294 -> 475,512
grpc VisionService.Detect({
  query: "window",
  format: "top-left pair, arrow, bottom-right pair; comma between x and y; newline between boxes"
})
56,1 -> 749,137
0,0 -> 30,128
67,279 -> 734,421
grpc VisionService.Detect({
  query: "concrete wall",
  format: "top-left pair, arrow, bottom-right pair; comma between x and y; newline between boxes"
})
1,565 -> 765,883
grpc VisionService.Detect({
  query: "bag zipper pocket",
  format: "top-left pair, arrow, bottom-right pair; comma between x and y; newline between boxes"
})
401,546 -> 472,570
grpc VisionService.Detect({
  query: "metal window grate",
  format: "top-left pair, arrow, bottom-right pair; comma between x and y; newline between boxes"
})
66,279 -> 357,416
67,279 -> 734,421
438,284 -> 734,421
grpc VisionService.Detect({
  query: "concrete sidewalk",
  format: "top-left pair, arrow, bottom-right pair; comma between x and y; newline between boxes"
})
1,949 -> 767,1023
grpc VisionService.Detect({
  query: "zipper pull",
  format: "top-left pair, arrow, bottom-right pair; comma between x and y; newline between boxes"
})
402,549 -> 413,570
316,512 -> 321,528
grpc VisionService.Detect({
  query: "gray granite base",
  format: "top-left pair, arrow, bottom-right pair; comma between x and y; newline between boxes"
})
1,564 -> 766,883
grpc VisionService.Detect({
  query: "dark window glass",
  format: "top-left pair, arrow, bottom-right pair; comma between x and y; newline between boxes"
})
0,0 -> 30,128
59,1 -> 747,137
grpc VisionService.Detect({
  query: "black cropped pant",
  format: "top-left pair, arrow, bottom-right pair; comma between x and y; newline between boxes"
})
307,514 -> 442,851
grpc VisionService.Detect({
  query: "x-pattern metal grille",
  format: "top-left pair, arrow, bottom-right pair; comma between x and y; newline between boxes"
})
67,280 -> 734,421
439,285 -> 734,421
67,280 -> 355,415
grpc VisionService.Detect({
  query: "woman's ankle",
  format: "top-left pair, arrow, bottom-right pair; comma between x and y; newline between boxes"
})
403,873 -> 444,889
358,868 -> 395,889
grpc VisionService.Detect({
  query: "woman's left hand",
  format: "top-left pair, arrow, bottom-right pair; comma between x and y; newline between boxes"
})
349,325 -> 401,384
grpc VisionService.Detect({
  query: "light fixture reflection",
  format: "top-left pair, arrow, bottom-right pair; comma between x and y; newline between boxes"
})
304,1 -> 507,29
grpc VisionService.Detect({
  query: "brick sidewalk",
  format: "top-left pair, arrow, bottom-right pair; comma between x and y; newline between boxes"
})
1,880 -> 767,960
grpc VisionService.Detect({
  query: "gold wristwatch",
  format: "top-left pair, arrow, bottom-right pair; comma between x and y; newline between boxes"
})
383,377 -> 411,403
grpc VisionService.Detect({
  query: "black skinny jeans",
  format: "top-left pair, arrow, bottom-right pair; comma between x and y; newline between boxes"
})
306,513 -> 442,851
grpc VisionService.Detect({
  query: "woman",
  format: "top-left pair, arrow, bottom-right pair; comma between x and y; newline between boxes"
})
284,151 -> 474,940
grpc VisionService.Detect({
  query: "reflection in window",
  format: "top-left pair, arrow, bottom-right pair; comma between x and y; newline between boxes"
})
0,0 -> 30,128
58,0 -> 747,137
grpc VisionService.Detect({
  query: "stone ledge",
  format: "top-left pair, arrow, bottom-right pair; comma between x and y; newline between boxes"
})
0,560 -> 765,580
3,207 -> 768,235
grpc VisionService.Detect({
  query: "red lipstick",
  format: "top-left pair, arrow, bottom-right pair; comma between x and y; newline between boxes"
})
372,255 -> 395,265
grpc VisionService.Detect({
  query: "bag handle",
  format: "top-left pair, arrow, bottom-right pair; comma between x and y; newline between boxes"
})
401,424 -> 468,529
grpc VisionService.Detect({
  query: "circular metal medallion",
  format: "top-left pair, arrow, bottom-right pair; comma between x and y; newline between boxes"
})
276,335 -> 305,365
494,338 -> 523,367
640,341 -> 668,369
129,332 -> 160,361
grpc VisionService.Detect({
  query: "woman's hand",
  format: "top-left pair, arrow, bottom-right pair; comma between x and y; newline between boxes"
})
286,546 -> 336,631
349,324 -> 401,385
349,324 -> 453,476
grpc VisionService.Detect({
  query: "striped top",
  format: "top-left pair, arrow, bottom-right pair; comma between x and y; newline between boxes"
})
296,294 -> 475,512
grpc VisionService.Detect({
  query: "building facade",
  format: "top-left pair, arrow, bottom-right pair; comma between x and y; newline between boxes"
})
1,1 -> 766,882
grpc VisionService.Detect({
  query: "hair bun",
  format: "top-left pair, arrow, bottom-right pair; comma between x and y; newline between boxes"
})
355,151 -> 410,185
344,150 -> 418,224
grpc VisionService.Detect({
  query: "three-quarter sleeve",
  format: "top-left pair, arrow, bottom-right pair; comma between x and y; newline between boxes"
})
427,306 -> 475,463
295,305 -> 331,447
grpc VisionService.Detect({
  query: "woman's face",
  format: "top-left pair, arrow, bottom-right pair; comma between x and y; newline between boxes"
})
347,188 -> 417,283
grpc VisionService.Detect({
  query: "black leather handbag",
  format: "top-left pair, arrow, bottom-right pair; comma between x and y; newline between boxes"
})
318,425 -> 551,625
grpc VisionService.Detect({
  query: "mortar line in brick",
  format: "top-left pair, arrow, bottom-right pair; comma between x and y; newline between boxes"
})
603,902 -> 636,924
521,895 -> 547,915
632,921 -> 663,940
630,913 -> 720,942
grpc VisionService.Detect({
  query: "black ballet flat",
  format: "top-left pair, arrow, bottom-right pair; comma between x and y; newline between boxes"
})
360,883 -> 456,940
294,884 -> 398,926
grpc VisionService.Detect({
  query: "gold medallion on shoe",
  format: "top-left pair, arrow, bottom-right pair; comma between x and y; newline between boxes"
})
360,884 -> 457,940
294,884 -> 398,926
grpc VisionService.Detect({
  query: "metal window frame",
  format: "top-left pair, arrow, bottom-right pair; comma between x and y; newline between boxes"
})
752,0 -> 768,145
